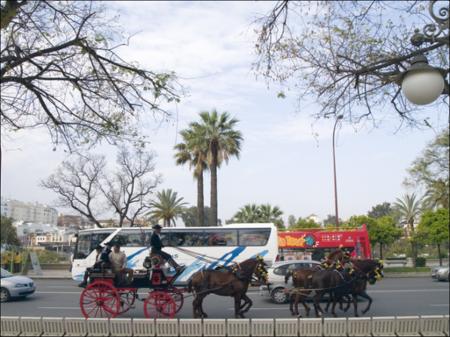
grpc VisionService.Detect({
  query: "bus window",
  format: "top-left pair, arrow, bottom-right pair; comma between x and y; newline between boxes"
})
91,232 -> 112,249
75,233 -> 91,259
205,230 -> 237,246
169,231 -> 207,247
115,230 -> 147,247
238,228 -> 270,246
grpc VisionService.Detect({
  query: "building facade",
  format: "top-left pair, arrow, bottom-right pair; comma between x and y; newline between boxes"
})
1,198 -> 58,225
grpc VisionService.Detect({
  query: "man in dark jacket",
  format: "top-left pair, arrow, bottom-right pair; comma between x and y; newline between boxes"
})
150,224 -> 184,272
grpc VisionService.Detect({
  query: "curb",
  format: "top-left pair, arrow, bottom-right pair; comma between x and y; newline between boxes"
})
384,272 -> 430,278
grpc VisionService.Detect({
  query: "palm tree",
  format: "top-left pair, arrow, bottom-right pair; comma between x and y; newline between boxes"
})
191,110 -> 243,226
147,189 -> 187,227
232,204 -> 261,223
174,129 -> 208,226
259,204 -> 283,222
394,193 -> 423,267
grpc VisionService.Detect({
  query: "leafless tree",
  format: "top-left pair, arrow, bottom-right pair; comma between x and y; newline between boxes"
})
254,1 -> 449,127
41,147 -> 161,227
1,0 -> 181,152
101,147 -> 161,227
41,154 -> 106,227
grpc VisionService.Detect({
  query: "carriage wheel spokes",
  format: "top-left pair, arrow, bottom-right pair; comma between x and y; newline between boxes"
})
143,291 -> 177,318
170,288 -> 184,313
80,280 -> 120,318
118,289 -> 137,314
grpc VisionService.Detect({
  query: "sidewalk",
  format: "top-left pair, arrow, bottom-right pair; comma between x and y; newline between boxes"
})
25,269 -> 72,279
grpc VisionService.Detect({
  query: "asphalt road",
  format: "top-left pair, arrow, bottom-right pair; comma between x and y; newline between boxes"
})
1,277 -> 448,319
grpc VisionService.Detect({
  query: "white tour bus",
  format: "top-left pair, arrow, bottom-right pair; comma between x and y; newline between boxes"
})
71,223 -> 278,285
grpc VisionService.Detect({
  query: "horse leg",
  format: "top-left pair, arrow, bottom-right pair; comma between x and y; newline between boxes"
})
352,294 -> 359,317
331,294 -> 339,317
300,293 -> 311,317
359,291 -> 373,314
313,292 -> 323,317
343,295 -> 352,312
324,292 -> 332,313
240,293 -> 253,315
234,295 -> 242,318
289,291 -> 296,316
192,295 -> 200,318
199,294 -> 208,318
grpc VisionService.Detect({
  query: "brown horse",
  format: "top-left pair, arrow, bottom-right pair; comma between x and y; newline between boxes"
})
188,257 -> 268,318
285,265 -> 321,317
322,259 -> 384,317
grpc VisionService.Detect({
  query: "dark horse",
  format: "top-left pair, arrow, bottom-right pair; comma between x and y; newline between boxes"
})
286,258 -> 383,317
316,259 -> 384,317
188,256 -> 268,318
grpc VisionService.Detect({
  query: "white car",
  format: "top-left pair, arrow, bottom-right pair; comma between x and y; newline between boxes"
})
260,260 -> 321,304
435,266 -> 449,282
0,268 -> 36,302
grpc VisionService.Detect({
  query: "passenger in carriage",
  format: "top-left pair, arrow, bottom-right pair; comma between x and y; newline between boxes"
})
150,224 -> 185,273
78,245 -> 103,288
109,242 -> 134,285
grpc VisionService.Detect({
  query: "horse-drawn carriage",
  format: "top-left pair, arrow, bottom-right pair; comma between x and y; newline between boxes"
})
79,254 -> 184,319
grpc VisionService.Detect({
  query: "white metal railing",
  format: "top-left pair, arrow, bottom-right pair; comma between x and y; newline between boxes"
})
0,315 -> 448,336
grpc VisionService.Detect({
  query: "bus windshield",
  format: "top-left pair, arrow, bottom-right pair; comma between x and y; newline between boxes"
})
74,230 -> 115,259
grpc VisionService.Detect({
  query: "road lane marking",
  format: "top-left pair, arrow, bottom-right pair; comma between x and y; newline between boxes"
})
227,307 -> 287,310
39,307 -> 80,310
369,289 -> 448,293
430,304 -> 449,307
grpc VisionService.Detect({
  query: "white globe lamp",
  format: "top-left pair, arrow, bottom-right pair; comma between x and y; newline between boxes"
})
401,55 -> 445,105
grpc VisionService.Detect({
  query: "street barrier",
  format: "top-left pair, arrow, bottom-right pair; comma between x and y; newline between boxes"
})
347,317 -> 371,336
179,319 -> 202,337
19,316 -> 42,336
203,318 -> 227,337
420,315 -> 447,336
132,318 -> 155,337
86,318 -> 109,337
41,317 -> 65,337
1,315 -> 449,336
274,318 -> 298,337
395,315 -> 420,336
227,318 -> 251,336
322,317 -> 347,336
371,316 -> 396,336
64,317 -> 87,337
251,318 -> 274,337
298,317 -> 322,336
109,318 -> 133,337
0,316 -> 20,337
155,318 -> 179,337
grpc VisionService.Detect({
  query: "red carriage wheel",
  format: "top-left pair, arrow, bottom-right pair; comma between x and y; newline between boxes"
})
80,280 -> 120,318
118,289 -> 137,314
170,288 -> 184,313
143,291 -> 177,318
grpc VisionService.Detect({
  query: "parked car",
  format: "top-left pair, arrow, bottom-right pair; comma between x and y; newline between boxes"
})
259,259 -> 321,304
431,265 -> 441,279
435,266 -> 449,282
0,268 -> 36,302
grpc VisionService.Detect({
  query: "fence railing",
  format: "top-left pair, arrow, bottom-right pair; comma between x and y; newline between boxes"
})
1,315 -> 448,336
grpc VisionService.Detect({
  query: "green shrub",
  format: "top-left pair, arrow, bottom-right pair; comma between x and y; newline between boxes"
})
415,257 -> 426,267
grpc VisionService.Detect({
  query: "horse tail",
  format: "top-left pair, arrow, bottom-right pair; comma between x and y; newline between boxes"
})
187,278 -> 193,293
285,270 -> 292,284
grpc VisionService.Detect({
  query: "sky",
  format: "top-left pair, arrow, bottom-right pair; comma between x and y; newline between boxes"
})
1,1 -> 447,225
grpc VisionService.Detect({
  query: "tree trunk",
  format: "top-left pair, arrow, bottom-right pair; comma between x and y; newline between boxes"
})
437,244 -> 442,266
409,220 -> 417,268
379,243 -> 383,259
197,171 -> 205,226
210,143 -> 218,226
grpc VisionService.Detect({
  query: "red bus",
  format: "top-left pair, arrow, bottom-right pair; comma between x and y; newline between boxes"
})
277,224 -> 371,261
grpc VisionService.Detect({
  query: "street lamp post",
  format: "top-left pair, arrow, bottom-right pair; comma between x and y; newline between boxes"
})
399,1 -> 449,105
332,114 -> 344,227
